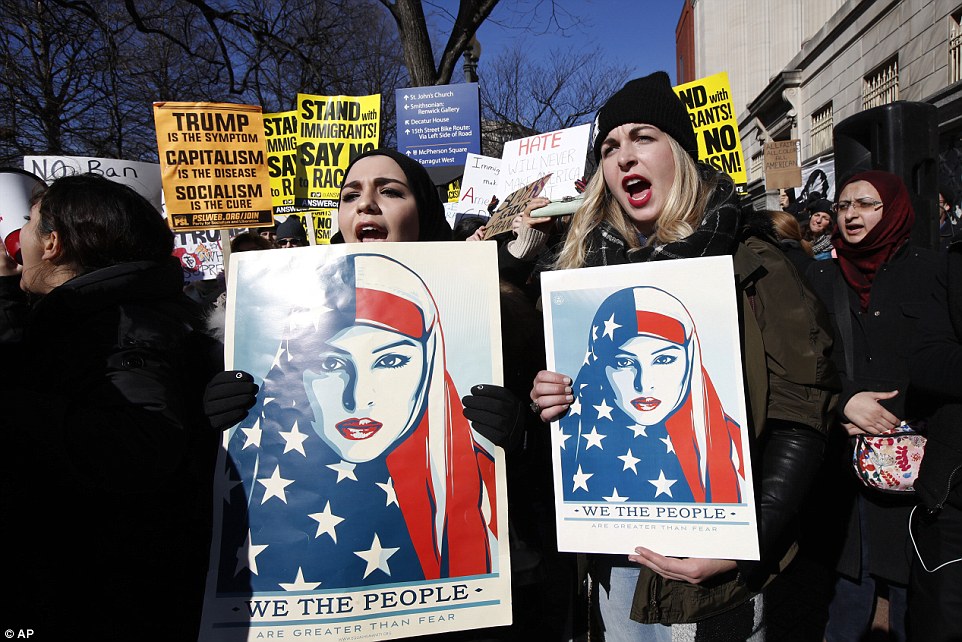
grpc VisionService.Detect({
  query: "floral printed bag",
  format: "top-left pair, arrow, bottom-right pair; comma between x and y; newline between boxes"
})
852,422 -> 926,493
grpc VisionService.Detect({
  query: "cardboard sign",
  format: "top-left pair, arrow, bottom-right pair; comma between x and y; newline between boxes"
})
674,72 -> 747,184
764,140 -> 802,189
482,173 -> 552,240
154,102 -> 273,231
542,256 -> 759,560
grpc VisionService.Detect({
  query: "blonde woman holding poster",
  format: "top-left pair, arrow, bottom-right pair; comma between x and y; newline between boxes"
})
521,72 -> 838,640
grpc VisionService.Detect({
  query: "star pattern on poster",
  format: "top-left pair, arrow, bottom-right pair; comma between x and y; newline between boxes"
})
354,534 -> 399,579
582,426 -> 607,450
376,477 -> 398,507
308,501 -> 344,542
648,470 -> 677,498
258,465 -> 294,504
279,421 -> 309,456
241,417 -> 263,450
279,567 -> 322,591
602,313 -> 621,339
572,465 -> 592,492
628,424 -> 648,438
603,488 -> 628,502
235,529 -> 268,577
594,399 -> 614,421
660,436 -> 675,454
327,460 -> 358,483
618,449 -> 641,473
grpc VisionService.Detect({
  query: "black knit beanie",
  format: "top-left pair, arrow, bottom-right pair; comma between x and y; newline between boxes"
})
592,71 -> 698,162
338,148 -> 452,242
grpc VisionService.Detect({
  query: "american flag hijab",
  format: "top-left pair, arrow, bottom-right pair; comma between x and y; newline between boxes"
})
219,253 -> 495,593
559,286 -> 744,505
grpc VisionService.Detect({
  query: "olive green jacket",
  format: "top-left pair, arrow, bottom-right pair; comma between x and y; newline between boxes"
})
627,236 -> 839,625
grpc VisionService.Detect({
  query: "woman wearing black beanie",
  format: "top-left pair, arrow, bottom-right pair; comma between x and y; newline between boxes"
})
527,71 -> 839,640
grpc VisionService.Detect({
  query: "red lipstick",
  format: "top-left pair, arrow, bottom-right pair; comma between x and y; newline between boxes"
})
336,418 -> 383,440
621,174 -> 652,208
630,397 -> 661,412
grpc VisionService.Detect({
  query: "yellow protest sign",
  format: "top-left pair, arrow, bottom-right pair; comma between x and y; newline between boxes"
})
153,102 -> 273,231
295,93 -> 380,208
674,72 -> 747,184
264,110 -> 299,214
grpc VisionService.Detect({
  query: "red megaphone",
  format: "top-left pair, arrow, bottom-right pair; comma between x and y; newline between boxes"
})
0,168 -> 46,264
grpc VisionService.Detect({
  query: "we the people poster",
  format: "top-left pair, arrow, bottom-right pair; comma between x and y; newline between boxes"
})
541,256 -> 759,560
200,242 -> 511,640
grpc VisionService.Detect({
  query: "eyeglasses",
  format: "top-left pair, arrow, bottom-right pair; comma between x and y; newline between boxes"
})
277,238 -> 305,247
832,198 -> 883,214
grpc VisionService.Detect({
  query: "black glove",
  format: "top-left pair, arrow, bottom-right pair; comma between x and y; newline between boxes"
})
204,370 -> 258,431
462,384 -> 525,453
736,419 -> 826,589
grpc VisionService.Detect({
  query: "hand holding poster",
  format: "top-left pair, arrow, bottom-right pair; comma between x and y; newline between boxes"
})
674,73 -> 747,184
482,174 -> 552,240
541,256 -> 759,560
200,242 -> 511,641
154,102 -> 273,231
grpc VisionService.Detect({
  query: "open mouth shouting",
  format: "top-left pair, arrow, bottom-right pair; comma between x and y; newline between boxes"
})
622,174 -> 652,208
355,222 -> 389,242
336,417 -> 383,440
630,397 -> 661,412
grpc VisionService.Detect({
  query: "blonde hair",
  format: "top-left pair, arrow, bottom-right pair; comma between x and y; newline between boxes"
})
554,134 -> 716,270
769,209 -> 813,256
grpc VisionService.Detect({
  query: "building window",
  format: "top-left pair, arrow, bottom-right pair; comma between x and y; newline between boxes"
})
811,103 -> 834,155
862,58 -> 899,109
951,11 -> 962,85
750,151 -> 765,182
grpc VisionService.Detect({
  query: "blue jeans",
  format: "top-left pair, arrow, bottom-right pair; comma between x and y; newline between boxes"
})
824,507 -> 908,642
597,566 -> 672,642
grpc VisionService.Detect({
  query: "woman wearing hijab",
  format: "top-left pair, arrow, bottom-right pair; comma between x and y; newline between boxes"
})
806,170 -> 943,642
560,286 -> 744,505
217,252 -> 496,591
332,148 -> 452,244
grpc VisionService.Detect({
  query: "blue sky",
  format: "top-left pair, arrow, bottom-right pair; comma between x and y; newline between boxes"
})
430,0 -> 685,84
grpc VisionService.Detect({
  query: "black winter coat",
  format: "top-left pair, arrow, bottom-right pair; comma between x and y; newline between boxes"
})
805,245 -> 943,584
0,259 -> 221,640
911,235 -> 962,512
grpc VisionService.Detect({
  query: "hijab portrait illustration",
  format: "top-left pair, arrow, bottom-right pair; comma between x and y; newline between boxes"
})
218,252 -> 498,592
559,286 -> 745,504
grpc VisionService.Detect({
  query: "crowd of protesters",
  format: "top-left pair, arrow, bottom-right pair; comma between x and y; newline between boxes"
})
2,72 -> 960,642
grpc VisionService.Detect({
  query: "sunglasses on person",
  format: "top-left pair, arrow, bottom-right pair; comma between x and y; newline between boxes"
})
277,237 -> 306,247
